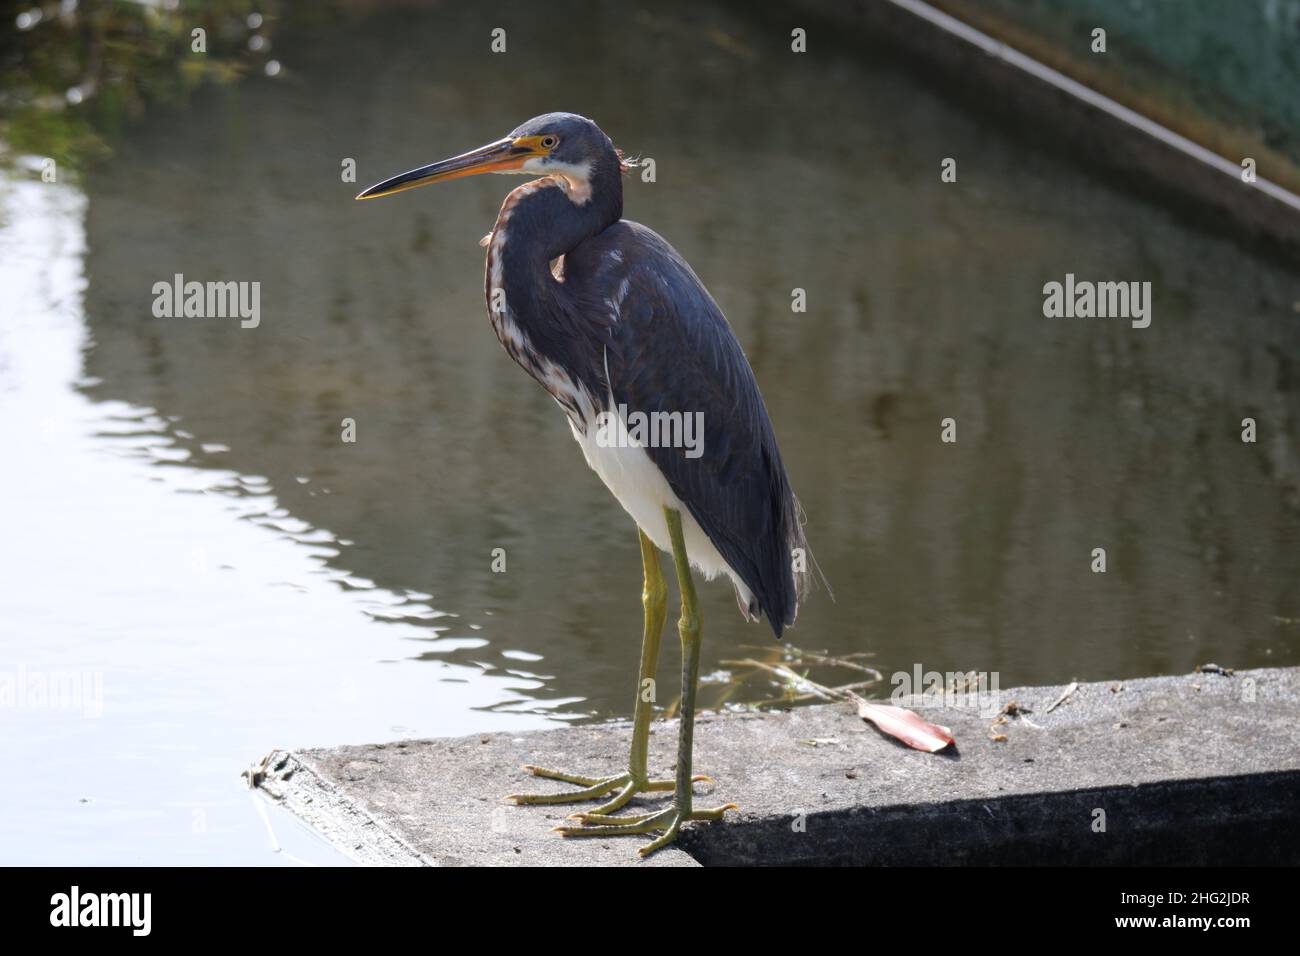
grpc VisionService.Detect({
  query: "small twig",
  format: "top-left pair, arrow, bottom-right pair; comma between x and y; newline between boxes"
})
715,644 -> 882,710
1045,681 -> 1079,714
762,661 -> 835,700
784,648 -> 884,681
748,679 -> 880,707
737,644 -> 877,661
724,658 -> 871,706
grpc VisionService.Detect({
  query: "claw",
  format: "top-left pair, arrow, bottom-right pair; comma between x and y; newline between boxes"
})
568,809 -> 659,827
521,765 -> 603,787
505,765 -> 715,809
510,763 -> 731,854
556,801 -> 736,854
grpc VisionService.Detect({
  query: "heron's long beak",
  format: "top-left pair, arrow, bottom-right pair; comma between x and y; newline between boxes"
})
355,136 -> 545,201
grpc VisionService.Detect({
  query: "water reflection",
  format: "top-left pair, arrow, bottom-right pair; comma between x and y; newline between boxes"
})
83,1 -> 1299,719
0,175 -> 549,864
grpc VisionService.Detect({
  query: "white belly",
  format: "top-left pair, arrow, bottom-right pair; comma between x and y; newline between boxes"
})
569,415 -> 753,608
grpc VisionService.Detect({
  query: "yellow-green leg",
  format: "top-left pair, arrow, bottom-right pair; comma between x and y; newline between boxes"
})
554,507 -> 736,856
505,528 -> 706,810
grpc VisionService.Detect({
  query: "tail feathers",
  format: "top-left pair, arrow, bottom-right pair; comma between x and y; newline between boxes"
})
734,585 -> 760,624
757,494 -> 831,640
792,494 -> 833,604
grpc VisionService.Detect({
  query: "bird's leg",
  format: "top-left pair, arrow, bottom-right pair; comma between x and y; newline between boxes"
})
506,529 -> 704,809
628,526 -> 668,782
555,507 -> 736,856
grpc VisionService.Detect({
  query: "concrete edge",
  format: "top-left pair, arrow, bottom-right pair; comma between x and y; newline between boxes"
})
246,750 -> 433,867
247,667 -> 1300,865
888,0 -> 1300,212
802,0 -> 1300,262
686,768 -> 1300,866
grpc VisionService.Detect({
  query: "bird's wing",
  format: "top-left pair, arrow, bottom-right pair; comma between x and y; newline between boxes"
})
592,224 -> 801,633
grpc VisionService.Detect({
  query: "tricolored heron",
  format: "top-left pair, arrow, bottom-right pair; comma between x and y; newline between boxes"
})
358,112 -> 811,856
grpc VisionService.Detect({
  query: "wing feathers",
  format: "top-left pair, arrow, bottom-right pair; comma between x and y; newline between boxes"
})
574,222 -> 805,636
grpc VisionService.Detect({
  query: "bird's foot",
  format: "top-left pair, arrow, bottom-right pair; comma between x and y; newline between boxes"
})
554,801 -> 739,857
505,765 -> 710,815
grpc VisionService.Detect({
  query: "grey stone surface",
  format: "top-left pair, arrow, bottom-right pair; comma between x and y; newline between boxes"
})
250,667 -> 1300,865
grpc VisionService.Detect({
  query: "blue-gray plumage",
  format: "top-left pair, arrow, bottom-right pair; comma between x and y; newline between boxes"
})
357,112 -> 813,855
572,221 -> 807,634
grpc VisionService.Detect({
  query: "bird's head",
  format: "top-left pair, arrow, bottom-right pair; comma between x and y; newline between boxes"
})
355,112 -> 626,207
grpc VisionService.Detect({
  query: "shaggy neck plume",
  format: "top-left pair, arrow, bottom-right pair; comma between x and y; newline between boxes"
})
483,158 -> 622,424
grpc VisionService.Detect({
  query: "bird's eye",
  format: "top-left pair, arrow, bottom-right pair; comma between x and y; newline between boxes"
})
541,135 -> 559,149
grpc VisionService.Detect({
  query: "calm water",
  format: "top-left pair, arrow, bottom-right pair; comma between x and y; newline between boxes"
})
3,3 -> 1298,864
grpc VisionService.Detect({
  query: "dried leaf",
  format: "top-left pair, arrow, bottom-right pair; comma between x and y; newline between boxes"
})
852,698 -> 954,752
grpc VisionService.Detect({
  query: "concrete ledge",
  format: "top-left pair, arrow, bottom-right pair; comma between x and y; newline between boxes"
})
794,0 -> 1300,263
249,667 -> 1300,865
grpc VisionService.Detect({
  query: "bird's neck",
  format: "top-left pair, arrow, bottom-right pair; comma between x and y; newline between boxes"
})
495,167 -> 621,259
483,172 -> 622,422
